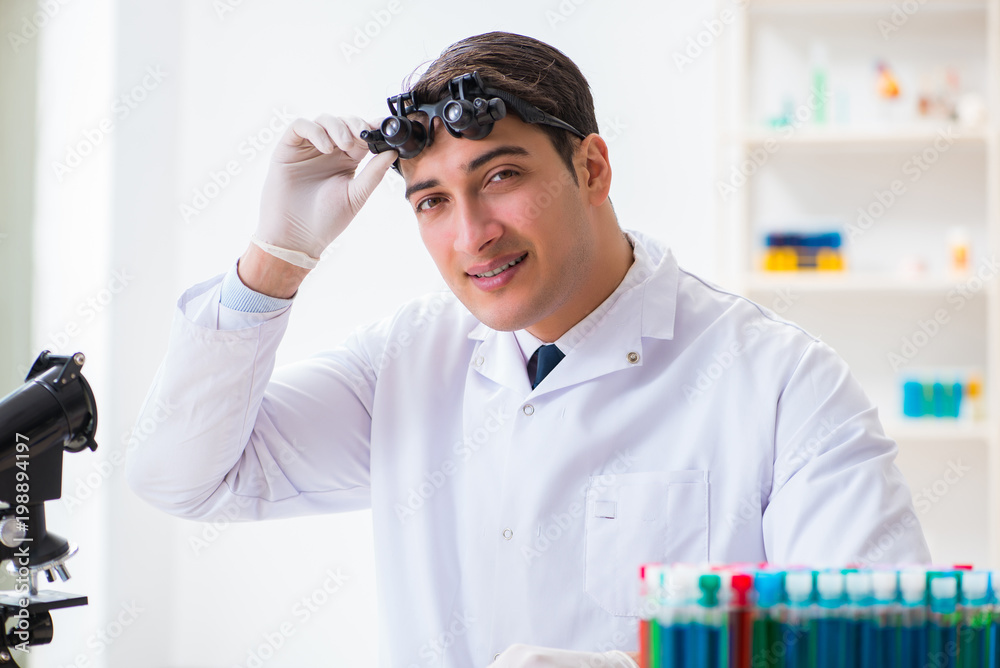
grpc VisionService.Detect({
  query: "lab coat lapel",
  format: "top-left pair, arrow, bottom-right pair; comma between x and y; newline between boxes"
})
468,325 -> 532,395
466,235 -> 679,396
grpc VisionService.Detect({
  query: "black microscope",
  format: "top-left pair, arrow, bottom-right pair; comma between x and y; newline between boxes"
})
0,351 -> 97,665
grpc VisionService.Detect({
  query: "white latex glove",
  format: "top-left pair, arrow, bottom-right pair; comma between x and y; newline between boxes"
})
252,114 -> 397,268
487,644 -> 638,668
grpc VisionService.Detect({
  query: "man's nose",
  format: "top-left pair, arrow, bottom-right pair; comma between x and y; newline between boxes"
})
453,196 -> 502,256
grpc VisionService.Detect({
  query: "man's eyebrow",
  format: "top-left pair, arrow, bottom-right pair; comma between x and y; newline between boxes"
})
463,145 -> 530,174
403,145 -> 531,201
405,179 -> 439,201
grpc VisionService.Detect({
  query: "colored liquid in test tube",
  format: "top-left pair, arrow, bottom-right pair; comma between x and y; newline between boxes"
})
871,570 -> 901,668
639,565 -> 658,668
695,574 -> 724,668
899,570 -> 929,668
782,571 -> 815,668
728,573 -> 754,668
929,574 -> 960,668
663,566 -> 699,668
958,571 -> 990,668
816,571 -> 847,668
846,571 -> 876,668
991,571 -> 1000,668
751,572 -> 783,668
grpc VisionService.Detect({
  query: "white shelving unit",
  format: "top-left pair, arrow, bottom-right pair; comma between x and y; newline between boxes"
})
719,0 -> 1000,565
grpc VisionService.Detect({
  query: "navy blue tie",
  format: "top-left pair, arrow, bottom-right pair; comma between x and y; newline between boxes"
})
528,344 -> 565,390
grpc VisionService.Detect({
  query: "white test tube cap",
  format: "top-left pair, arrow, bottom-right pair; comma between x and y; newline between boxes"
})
872,571 -> 899,602
817,572 -> 844,600
930,576 -> 958,601
961,571 -> 989,602
846,571 -> 873,602
786,571 -> 813,604
899,570 -> 927,604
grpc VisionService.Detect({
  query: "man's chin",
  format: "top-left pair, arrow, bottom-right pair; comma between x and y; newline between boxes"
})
459,295 -> 539,332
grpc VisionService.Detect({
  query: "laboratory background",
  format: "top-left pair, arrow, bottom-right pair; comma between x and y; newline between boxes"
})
0,0 -> 998,665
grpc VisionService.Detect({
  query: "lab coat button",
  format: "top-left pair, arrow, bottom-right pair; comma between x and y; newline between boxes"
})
627,351 -> 640,364
502,528 -> 513,540
474,356 -> 484,367
522,404 -> 534,416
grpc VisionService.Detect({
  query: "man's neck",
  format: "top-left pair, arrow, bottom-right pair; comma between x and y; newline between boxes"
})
526,226 -> 635,343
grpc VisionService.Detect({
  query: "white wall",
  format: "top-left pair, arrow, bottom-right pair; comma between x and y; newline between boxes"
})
22,1 -> 722,666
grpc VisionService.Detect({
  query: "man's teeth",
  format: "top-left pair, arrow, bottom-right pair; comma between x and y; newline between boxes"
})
476,255 -> 525,278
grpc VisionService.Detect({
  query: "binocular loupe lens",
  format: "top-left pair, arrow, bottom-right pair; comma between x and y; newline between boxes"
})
380,116 -> 427,159
443,100 -> 473,126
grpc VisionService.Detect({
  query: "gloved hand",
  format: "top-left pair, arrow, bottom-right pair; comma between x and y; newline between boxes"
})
252,115 -> 397,269
487,644 -> 639,667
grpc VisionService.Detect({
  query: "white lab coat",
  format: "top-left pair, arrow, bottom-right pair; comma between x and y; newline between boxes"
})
126,230 -> 930,667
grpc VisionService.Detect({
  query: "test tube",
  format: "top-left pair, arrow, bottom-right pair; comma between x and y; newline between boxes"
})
639,564 -> 658,668
871,569 -> 901,668
846,570 -> 876,668
816,571 -> 847,668
665,565 -> 699,668
695,573 -> 725,668
958,571 -> 990,668
752,572 -> 784,668
782,570 -> 815,668
929,574 -> 960,668
991,571 -> 1000,668
900,569 -> 928,668
728,572 -> 754,668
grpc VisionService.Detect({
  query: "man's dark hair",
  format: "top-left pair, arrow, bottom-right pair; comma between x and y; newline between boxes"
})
407,32 -> 598,181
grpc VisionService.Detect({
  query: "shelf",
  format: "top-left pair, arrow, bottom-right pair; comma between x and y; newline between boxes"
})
743,272 -> 992,294
748,0 -> 988,15
733,126 -> 992,150
884,420 -> 992,442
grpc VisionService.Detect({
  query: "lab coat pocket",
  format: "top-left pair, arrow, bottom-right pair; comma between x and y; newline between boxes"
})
584,470 -> 709,616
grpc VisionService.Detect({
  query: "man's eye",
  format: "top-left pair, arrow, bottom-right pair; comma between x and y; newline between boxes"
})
489,169 -> 518,182
416,197 -> 444,212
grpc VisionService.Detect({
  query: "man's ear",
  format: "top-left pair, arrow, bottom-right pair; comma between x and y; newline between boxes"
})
575,134 -> 612,207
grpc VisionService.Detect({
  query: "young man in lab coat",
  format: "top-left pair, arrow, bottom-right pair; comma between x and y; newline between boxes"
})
128,32 -> 930,667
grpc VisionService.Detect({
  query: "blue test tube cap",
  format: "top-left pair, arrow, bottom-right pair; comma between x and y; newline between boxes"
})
755,571 -> 784,608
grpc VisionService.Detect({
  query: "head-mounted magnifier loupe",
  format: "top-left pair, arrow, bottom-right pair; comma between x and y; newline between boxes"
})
360,71 -> 587,170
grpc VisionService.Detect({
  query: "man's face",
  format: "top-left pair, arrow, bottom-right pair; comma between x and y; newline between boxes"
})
401,116 -> 598,335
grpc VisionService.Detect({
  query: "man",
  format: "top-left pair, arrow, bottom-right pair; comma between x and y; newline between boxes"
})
127,31 -> 930,667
